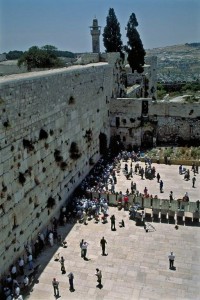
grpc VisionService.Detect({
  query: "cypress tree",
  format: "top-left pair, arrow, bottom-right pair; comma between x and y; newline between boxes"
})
126,13 -> 146,73
103,8 -> 123,52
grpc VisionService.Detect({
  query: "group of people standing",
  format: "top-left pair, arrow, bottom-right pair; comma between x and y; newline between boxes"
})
52,236 -> 108,296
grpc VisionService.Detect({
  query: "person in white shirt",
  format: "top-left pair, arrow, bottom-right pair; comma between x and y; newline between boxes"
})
23,275 -> 29,287
48,231 -> 54,246
11,265 -> 17,279
95,268 -> 102,287
81,241 -> 89,260
28,253 -> 33,270
14,284 -> 20,296
168,251 -> 175,269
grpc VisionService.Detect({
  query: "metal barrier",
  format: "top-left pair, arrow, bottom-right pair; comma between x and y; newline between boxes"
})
108,193 -> 117,206
89,192 -> 199,224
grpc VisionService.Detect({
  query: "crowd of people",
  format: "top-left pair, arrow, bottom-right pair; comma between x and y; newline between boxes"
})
1,149 -> 199,299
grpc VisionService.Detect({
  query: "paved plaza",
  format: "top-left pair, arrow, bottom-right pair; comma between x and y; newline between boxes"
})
26,162 -> 200,300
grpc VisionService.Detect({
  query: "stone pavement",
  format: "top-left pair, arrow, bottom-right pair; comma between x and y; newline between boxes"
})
26,162 -> 200,300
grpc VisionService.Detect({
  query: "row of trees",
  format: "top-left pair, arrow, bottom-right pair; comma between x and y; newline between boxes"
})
6,48 -> 75,60
103,8 -> 145,73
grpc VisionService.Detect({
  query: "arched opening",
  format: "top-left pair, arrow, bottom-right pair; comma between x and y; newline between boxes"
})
142,130 -> 153,149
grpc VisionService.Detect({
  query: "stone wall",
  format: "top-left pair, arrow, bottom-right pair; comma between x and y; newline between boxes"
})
0,62 -> 113,275
110,98 -> 200,148
75,53 -> 100,65
1,51 -> 199,276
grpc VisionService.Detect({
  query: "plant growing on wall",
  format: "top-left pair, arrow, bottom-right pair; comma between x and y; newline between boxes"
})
18,172 -> 26,185
50,129 -> 54,136
23,139 -> 34,152
54,149 -> 63,162
60,161 -> 68,170
47,196 -> 56,208
69,96 -> 75,104
69,142 -> 81,159
3,119 -> 11,128
83,129 -> 93,143
39,128 -> 48,140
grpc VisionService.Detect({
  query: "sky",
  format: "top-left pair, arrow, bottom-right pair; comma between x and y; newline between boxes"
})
0,0 -> 199,53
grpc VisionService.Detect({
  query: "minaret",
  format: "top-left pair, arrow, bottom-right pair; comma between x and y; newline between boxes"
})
90,18 -> 101,53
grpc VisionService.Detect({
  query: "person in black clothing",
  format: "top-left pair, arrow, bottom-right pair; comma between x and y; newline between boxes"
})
34,240 -> 40,258
100,237 -> 107,255
157,173 -> 160,183
68,272 -> 75,292
60,256 -> 66,274
110,215 -> 116,231
160,180 -> 163,193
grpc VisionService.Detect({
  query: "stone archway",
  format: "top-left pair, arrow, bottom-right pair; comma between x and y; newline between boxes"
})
142,130 -> 153,148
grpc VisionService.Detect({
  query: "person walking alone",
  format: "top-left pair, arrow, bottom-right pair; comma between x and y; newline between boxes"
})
80,239 -> 84,257
100,237 -> 107,256
95,268 -> 102,288
160,180 -> 163,193
110,215 -> 116,231
168,251 -> 175,270
68,272 -> 75,292
81,241 -> 89,260
60,256 -> 66,274
157,173 -> 160,183
192,176 -> 196,188
52,278 -> 59,297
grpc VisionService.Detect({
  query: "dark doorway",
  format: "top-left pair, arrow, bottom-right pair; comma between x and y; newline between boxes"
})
116,117 -> 120,128
99,132 -> 107,155
143,131 -> 153,148
142,101 -> 148,115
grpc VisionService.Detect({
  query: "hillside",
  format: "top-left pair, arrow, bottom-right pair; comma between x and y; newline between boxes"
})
146,43 -> 200,83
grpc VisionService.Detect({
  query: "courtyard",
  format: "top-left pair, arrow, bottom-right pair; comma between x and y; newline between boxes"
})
25,161 -> 200,300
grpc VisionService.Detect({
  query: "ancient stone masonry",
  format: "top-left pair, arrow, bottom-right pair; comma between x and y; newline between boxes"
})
0,51 -> 200,275
110,98 -> 200,148
0,62 -> 114,275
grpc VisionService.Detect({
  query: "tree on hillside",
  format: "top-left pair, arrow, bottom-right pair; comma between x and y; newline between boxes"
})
6,50 -> 24,60
126,13 -> 146,73
41,45 -> 76,58
41,45 -> 58,52
103,8 -> 123,52
17,45 -> 64,71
